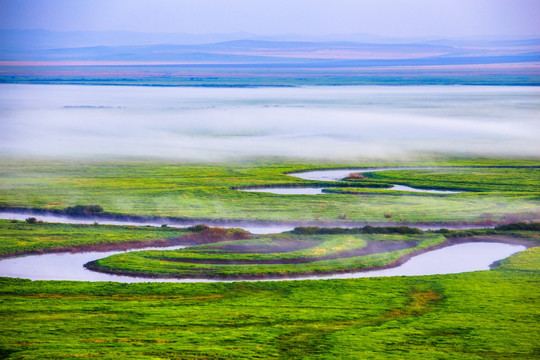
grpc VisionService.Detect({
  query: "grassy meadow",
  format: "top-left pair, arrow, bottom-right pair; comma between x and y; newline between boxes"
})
0,245 -> 539,359
1,159 -> 539,225
0,159 -> 539,359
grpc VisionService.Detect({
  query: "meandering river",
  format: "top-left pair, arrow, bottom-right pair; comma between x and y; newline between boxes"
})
0,242 -> 526,283
0,167 -> 532,282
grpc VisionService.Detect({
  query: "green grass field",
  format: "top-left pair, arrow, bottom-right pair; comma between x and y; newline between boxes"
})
0,222 -> 538,359
0,159 -> 539,359
1,159 -> 539,224
0,245 -> 539,359
0,220 -> 192,257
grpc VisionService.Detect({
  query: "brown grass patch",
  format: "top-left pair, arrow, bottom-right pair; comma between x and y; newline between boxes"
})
384,289 -> 443,319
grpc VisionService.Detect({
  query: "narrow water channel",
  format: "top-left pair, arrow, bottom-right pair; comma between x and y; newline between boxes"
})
240,184 -> 461,195
289,166 -> 455,181
0,211 -> 295,235
0,211 -> 488,232
240,166 -> 464,195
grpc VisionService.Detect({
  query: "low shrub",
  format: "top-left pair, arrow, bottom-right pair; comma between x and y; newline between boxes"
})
64,205 -> 104,216
434,228 -> 450,234
186,224 -> 210,232
495,222 -> 540,231
184,226 -> 250,243
292,225 -> 423,235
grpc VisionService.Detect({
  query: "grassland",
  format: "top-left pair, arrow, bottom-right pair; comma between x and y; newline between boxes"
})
358,167 -> 540,192
0,245 -> 539,359
1,159 -> 539,225
0,159 -> 539,358
0,202 -> 538,358
0,220 -> 192,258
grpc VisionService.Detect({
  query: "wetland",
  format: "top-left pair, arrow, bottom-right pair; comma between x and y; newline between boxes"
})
0,85 -> 539,359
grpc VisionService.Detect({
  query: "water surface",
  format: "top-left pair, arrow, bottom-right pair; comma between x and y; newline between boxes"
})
0,211 -> 295,234
0,242 -> 525,283
240,184 -> 461,195
290,166 -> 452,181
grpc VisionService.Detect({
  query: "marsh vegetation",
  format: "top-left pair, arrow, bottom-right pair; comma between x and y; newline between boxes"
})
1,160 -> 539,225
0,161 -> 538,359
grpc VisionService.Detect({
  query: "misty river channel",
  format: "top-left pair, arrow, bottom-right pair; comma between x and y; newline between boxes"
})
242,166 -> 465,195
0,167 -> 531,283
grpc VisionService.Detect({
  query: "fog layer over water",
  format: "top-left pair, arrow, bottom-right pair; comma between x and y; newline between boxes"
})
1,84 -> 539,159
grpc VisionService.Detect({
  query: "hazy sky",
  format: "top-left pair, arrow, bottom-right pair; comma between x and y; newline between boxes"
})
1,0 -> 539,37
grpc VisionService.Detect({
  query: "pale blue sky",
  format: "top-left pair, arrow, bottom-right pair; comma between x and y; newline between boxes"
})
1,0 -> 539,37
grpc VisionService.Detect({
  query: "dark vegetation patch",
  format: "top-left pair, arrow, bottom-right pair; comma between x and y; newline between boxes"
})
0,347 -> 19,360
182,227 -> 250,244
495,222 -> 540,231
186,224 -> 210,232
292,225 -> 423,235
64,205 -> 103,216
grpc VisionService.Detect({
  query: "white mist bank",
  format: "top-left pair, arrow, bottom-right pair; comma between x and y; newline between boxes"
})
0,84 -> 539,160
